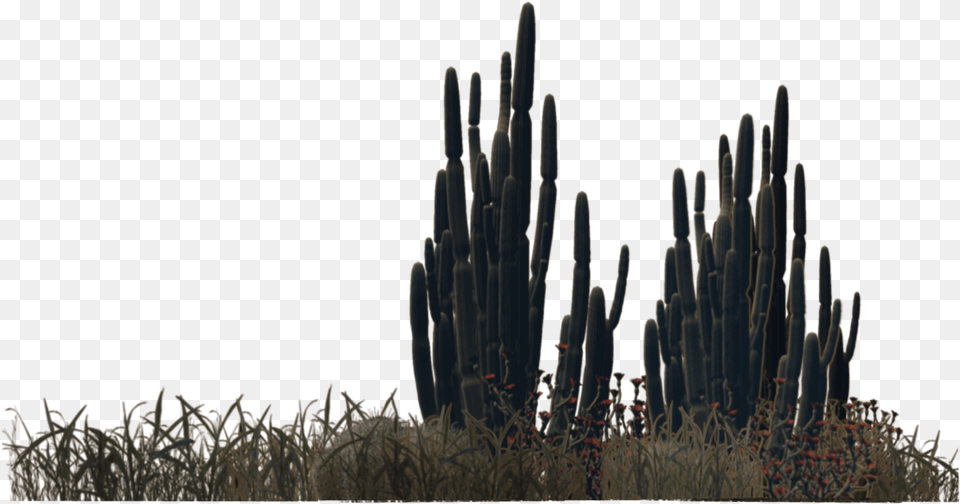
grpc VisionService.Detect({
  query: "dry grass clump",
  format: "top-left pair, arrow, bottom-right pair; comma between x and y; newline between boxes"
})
3,380 -> 956,501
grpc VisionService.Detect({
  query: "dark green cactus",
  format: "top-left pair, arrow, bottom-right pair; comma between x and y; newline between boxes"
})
468,72 -> 482,192
405,7 -> 636,469
703,235 -> 724,410
498,174 -> 521,411
410,262 -> 438,422
768,258 -> 806,458
546,191 -> 591,439
694,170 -> 706,264
818,246 -> 833,359
718,134 -> 730,205
408,7 -> 872,488
664,246 -> 678,336
760,86 -> 791,404
672,168 -> 710,427
510,3 -> 536,418
528,93 -> 559,397
698,231 -> 716,406
828,292 -> 860,421
758,125 -> 771,229
784,163 -> 807,353
750,184 -> 776,409
796,299 -> 842,438
721,249 -> 746,430
443,67 -> 485,430
668,291 -> 686,418
578,286 -> 609,427
644,318 -> 667,438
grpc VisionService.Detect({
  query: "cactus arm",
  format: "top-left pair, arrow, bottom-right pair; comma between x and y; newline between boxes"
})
665,355 -> 684,435
697,233 -> 716,344
527,304 -> 543,413
846,292 -> 860,363
483,248 -> 502,430
718,134 -> 730,208
547,314 -> 572,425
608,245 -> 630,331
713,155 -> 734,279
644,319 -> 668,439
424,238 -> 440,325
749,283 -> 770,415
410,262 -> 439,422
498,175 -> 521,412
578,286 -> 607,421
673,168 -> 708,417
489,131 -> 510,244
722,249 -> 744,428
762,86 -> 790,406
667,292 -> 687,412
750,184 -> 776,411
527,222 -> 551,394
818,246 -> 833,354
665,246 -> 678,327
706,244 -> 725,408
434,169 -> 449,249
526,96 -> 558,402
531,94 -> 558,287
785,163 -> 807,350
827,326 -> 845,421
529,222 -> 552,308
732,113 -> 755,310
443,68 -> 485,427
813,299 -> 843,429
599,317 -> 614,412
835,327 -> 850,421
698,236 -> 716,404
656,300 -> 670,366
694,170 -> 706,265
472,153 -> 489,311
496,51 -> 512,133
467,72 -> 481,192
483,204 -> 498,266
546,192 -> 591,439
829,292 -> 859,421
438,231 -> 454,326
730,114 -> 754,429
510,7 -> 536,413
748,203 -> 759,315
757,124 -> 770,237
796,332 -> 821,437
767,258 -> 806,457
432,312 -> 447,420
699,233 -> 712,355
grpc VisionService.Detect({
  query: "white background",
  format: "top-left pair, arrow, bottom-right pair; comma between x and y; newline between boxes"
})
1,0 -> 958,499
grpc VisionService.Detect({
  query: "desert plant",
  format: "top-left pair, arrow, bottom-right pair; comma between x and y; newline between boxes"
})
404,2 -> 886,499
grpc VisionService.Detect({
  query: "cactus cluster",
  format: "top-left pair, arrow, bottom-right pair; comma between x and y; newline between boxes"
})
642,89 -> 863,464
408,0 -> 864,490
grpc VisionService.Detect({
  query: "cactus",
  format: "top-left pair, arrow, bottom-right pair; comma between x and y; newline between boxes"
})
767,258 -> 806,459
407,5 -> 631,472
828,292 -> 860,421
409,262 -> 438,422
784,163 -> 807,361
643,319 -> 667,438
672,168 -> 710,427
646,84 -> 867,454
796,299 -> 842,439
408,5 -> 870,486
755,88 -> 790,404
